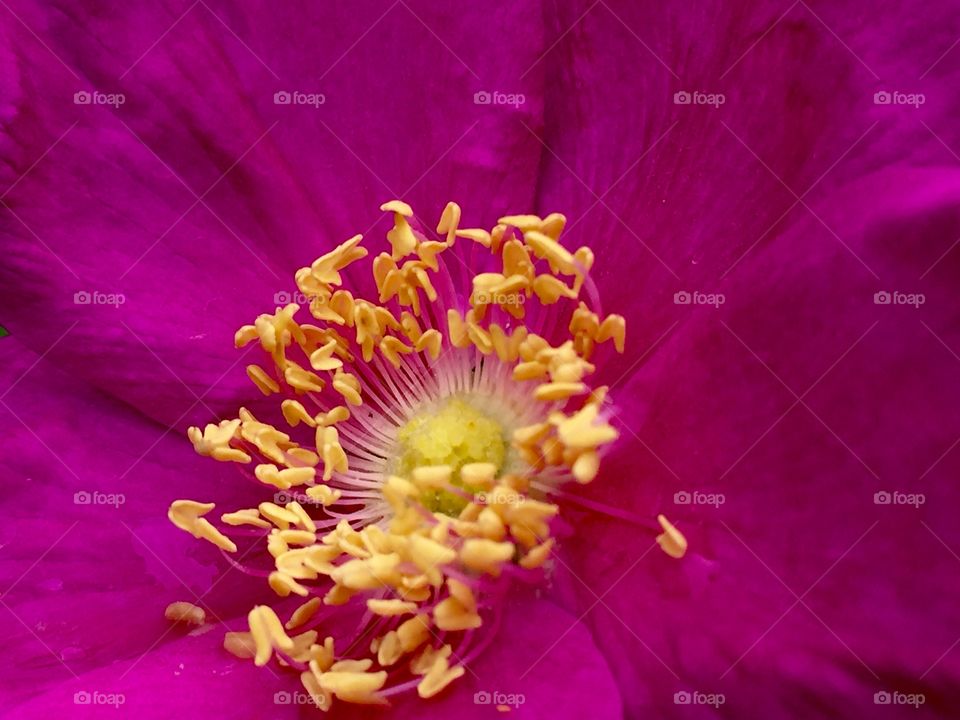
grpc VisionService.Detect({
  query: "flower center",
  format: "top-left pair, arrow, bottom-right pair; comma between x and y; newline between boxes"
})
393,395 -> 507,515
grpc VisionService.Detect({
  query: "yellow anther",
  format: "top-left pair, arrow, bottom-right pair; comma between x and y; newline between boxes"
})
436,201 -> 461,245
187,420 -> 250,463
524,230 -> 577,275
512,422 -> 551,446
221,508 -> 271,529
416,240 -> 447,271
520,538 -> 555,569
317,670 -> 388,705
656,514 -> 688,559
409,535 -> 457,574
572,449 -> 600,483
258,502 -> 300,529
248,605 -> 295,667
533,274 -> 577,304
460,462 -> 497,489
278,529 -> 317,546
477,507 -> 506,540
269,570 -> 309,597
234,324 -> 258,348
280,399 -> 316,428
460,538 -> 514,576
513,361 -> 548,381
397,613 -> 431,653
382,201 -> 418,259
455,228 -> 491,248
284,363 -> 326,393
305,484 -> 342,506
446,309 -> 471,348
498,214 -> 542,231
417,655 -> 465,699
224,631 -> 256,659
333,370 -> 362,406
286,501 -> 316,532
540,212 -> 567,239
309,234 -> 367,285
254,464 -> 316,489
164,601 -> 206,626
287,448 -> 320,467
414,329 -> 442,360
502,239 -> 535,282
285,597 -> 322,630
246,364 -> 279,395
300,671 -> 333,711
534,381 -> 588,401
466,317 -> 494,355
367,598 -> 418,616
597,314 -> 626,353
267,532 -> 289,559
490,223 -> 506,254
380,335 -> 413,369
316,425 -> 348,481
412,465 -> 453,490
309,340 -> 344,372
315,405 -> 350,426
168,500 -> 237,552
433,595 -> 482,632
557,403 -> 618,449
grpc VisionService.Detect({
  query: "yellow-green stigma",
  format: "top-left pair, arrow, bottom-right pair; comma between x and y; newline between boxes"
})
393,396 -> 506,514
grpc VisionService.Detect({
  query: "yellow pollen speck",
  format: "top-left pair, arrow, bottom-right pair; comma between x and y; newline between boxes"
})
656,514 -> 688,559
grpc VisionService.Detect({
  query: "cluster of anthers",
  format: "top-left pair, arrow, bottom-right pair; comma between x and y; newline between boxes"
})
167,202 -> 687,711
